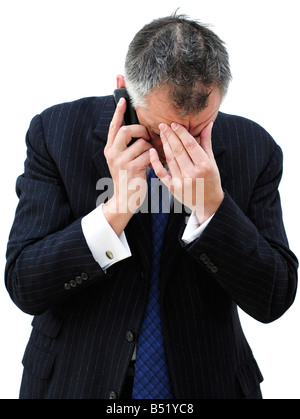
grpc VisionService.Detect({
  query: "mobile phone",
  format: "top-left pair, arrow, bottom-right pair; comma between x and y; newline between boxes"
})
113,88 -> 139,125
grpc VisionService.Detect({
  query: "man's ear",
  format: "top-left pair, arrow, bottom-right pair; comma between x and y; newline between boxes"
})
116,74 -> 126,88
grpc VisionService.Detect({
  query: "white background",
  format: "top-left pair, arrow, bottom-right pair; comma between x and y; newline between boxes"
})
0,0 -> 299,399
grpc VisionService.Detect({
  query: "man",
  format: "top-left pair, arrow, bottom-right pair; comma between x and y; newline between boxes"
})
5,15 -> 298,399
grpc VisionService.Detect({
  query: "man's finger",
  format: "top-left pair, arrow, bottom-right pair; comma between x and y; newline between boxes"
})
159,126 -> 182,179
169,122 -> 208,164
125,138 -> 152,161
149,148 -> 172,187
113,125 -> 150,152
107,98 -> 126,147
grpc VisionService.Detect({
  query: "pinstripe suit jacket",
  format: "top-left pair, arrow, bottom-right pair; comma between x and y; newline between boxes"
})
5,95 -> 298,399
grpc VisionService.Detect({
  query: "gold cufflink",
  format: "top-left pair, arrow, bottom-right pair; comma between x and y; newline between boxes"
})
106,251 -> 114,260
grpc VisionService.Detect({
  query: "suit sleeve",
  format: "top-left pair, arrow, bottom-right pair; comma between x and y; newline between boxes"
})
182,144 -> 298,323
5,114 -> 107,315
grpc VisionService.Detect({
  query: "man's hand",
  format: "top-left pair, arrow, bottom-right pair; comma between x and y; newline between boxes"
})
149,121 -> 224,224
103,98 -> 152,236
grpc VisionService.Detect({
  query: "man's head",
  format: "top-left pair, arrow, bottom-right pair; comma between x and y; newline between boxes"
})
124,14 -> 231,115
119,14 -> 231,163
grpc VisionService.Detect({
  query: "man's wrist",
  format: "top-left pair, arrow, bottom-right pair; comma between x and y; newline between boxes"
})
195,190 -> 225,225
103,197 -> 133,237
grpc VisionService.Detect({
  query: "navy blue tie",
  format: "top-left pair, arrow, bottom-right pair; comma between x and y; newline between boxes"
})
132,169 -> 173,399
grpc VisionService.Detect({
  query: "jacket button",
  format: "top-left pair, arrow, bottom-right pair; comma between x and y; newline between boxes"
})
211,265 -> 218,274
64,282 -> 71,290
70,279 -> 77,288
81,272 -> 89,281
126,331 -> 135,342
75,275 -> 83,284
109,391 -> 117,399
199,253 -> 210,264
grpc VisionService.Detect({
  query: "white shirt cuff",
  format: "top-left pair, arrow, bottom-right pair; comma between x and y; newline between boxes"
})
81,204 -> 132,270
182,212 -> 214,244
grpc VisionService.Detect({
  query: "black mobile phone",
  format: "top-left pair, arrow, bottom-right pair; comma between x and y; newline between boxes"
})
113,88 -> 139,125
113,88 -> 139,146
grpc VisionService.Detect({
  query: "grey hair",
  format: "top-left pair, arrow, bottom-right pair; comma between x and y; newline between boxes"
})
124,14 -> 232,114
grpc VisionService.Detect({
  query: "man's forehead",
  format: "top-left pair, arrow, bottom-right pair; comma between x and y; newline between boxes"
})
142,87 -> 222,130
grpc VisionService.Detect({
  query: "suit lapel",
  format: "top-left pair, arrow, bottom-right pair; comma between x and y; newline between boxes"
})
126,211 -> 152,272
93,95 -> 115,141
160,209 -> 186,292
212,113 -> 228,190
